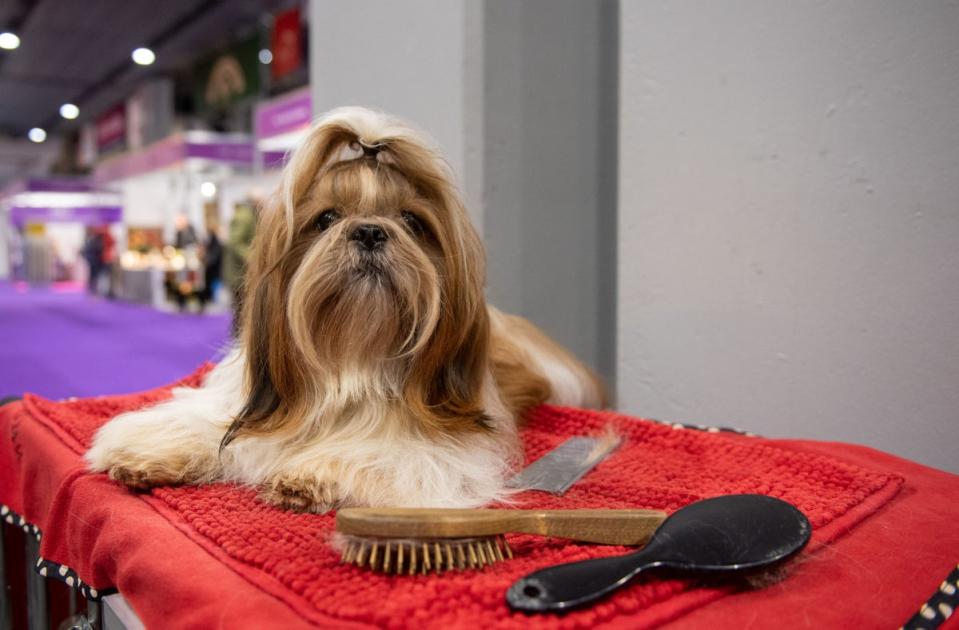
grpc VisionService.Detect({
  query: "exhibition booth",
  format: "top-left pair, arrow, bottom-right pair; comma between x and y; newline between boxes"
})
1,88 -> 317,307
0,88 -> 315,311
0,178 -> 122,285
94,131 -> 266,308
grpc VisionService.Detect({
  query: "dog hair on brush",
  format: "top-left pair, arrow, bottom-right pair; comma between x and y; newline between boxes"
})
86,106 -> 605,512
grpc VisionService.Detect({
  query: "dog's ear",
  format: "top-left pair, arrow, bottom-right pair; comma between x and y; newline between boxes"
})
223,115 -> 380,449
385,137 -> 494,434
384,136 -> 487,310
221,202 -> 297,450
404,301 -> 494,434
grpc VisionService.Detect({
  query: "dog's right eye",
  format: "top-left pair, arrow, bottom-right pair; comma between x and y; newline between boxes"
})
315,209 -> 341,232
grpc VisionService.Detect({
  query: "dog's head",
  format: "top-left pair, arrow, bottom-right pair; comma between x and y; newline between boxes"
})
224,107 -> 491,448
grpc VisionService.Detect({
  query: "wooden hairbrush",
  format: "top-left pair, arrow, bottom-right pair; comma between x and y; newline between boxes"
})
335,507 -> 667,574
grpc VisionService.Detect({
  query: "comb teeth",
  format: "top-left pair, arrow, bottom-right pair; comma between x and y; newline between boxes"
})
340,535 -> 513,575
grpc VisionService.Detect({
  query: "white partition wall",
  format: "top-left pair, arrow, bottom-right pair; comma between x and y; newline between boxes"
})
617,2 -> 959,472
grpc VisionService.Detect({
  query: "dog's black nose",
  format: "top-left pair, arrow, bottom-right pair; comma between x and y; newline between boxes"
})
350,224 -> 388,250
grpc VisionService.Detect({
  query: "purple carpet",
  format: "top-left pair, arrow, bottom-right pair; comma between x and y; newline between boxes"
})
0,281 -> 230,400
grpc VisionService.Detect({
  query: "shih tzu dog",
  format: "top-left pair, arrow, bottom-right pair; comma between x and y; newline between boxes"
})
86,107 -> 604,511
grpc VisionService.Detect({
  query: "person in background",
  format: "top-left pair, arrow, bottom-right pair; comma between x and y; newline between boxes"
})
81,226 -> 104,295
223,200 -> 256,334
174,214 -> 198,250
8,228 -> 23,281
100,226 -> 116,298
168,215 -> 200,312
198,224 -> 223,313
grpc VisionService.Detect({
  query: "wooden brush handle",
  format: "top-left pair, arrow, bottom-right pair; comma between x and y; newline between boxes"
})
526,509 -> 665,545
336,508 -> 666,546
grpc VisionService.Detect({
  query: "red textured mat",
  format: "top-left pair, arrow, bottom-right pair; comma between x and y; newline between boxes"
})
3,369 -> 905,629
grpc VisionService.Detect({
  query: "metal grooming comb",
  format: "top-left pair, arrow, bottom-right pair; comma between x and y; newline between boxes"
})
507,433 -> 621,495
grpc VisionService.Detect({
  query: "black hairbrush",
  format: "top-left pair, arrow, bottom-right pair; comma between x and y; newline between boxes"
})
506,494 -> 811,612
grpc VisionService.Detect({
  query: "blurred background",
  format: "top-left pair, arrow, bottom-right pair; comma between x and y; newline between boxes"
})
0,0 -> 956,473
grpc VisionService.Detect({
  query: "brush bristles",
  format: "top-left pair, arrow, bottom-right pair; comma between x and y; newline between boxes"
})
340,535 -> 513,574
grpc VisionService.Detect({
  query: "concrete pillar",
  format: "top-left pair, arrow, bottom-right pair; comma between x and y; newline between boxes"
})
309,0 -> 618,385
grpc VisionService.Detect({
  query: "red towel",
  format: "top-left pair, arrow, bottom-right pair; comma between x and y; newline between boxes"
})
0,367 -> 913,628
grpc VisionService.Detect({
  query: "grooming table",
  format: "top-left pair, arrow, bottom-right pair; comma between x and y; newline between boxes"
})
1,370 -> 957,630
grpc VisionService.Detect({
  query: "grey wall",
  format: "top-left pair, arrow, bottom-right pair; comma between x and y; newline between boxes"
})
482,0 -> 617,382
618,2 -> 959,472
309,0 -> 617,383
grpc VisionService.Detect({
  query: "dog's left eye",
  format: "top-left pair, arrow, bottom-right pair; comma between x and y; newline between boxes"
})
315,209 -> 341,232
401,210 -> 425,236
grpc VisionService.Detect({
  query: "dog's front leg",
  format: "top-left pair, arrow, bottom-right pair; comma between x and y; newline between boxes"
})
86,387 -> 227,490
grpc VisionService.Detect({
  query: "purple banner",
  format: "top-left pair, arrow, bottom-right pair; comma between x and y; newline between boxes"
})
95,135 -> 185,183
10,206 -> 122,227
263,150 -> 288,168
186,142 -> 254,163
95,134 -> 253,183
26,178 -> 97,193
255,87 -> 312,139
1,178 -> 97,198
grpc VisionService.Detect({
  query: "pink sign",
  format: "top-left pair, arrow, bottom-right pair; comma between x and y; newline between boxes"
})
96,103 -> 126,151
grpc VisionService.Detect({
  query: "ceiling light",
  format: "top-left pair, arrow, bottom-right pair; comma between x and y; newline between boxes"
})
0,32 -> 19,50
28,128 -> 46,143
132,47 -> 156,65
59,103 -> 79,120
200,182 -> 217,198
258,48 -> 272,65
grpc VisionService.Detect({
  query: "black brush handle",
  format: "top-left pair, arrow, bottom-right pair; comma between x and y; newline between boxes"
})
506,548 -> 659,612
506,495 -> 812,613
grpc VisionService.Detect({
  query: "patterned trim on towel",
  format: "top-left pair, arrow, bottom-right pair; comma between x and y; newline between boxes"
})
900,565 -> 959,630
653,419 -> 759,437
1,503 -> 115,601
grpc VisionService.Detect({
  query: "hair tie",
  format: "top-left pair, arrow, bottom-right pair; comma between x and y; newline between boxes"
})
357,140 -> 386,159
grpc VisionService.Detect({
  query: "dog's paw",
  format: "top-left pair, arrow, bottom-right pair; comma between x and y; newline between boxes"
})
260,477 -> 341,514
90,441 -> 204,491
105,462 -> 180,491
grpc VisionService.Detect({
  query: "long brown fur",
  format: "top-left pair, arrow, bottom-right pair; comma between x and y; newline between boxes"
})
491,309 -> 607,419
226,126 -> 499,448
89,107 -> 604,512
